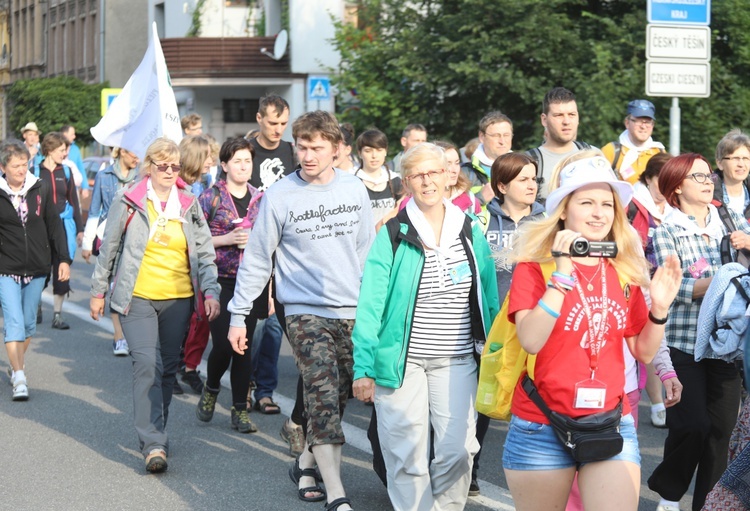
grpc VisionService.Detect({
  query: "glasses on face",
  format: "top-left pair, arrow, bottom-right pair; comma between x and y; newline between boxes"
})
628,117 -> 655,126
404,169 -> 445,184
152,162 -> 181,173
685,172 -> 718,184
722,156 -> 750,165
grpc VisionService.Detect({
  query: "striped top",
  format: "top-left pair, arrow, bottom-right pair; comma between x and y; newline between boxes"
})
408,238 -> 473,358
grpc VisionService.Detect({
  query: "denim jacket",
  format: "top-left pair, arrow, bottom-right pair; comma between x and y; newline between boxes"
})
90,177 -> 220,317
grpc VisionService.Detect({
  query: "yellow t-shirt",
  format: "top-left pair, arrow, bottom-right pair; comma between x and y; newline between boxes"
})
132,201 -> 193,300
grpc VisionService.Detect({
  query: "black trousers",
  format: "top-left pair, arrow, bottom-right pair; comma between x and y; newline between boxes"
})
648,348 -> 742,511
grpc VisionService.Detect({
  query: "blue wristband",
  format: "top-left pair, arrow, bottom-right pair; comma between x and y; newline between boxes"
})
537,299 -> 560,318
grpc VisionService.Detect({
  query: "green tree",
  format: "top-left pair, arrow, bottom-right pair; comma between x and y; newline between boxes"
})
7,76 -> 107,147
332,0 -> 750,159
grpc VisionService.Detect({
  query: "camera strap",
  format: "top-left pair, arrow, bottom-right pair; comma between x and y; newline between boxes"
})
573,259 -> 608,377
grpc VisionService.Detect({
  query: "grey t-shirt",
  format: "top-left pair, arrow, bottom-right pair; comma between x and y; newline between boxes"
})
536,146 -> 582,198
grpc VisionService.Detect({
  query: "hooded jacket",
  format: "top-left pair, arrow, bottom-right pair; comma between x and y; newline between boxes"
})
0,173 -> 71,277
485,198 -> 545,301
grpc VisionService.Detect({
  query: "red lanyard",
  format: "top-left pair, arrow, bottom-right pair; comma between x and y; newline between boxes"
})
574,259 -> 608,378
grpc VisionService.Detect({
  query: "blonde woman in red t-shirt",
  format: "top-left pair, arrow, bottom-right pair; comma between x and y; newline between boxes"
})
501,153 -> 681,510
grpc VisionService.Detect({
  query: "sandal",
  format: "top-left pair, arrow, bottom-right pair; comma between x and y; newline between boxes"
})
289,458 -> 326,502
254,398 -> 281,415
325,497 -> 353,510
145,449 -> 168,473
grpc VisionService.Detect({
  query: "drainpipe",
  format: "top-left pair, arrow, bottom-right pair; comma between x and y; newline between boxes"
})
99,0 -> 104,82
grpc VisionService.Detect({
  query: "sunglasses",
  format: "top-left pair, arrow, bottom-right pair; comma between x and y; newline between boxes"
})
152,163 -> 181,173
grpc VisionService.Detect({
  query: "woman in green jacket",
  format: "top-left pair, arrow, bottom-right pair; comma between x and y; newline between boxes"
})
352,142 -> 499,511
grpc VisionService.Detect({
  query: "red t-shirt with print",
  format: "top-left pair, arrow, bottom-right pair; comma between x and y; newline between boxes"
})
508,261 -> 648,424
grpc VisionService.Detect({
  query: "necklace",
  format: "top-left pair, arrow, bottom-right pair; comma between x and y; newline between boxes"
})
575,259 -> 602,292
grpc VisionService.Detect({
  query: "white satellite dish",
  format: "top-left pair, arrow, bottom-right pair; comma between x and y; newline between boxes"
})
260,29 -> 288,61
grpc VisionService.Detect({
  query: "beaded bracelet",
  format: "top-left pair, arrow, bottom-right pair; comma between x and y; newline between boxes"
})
538,299 -> 560,318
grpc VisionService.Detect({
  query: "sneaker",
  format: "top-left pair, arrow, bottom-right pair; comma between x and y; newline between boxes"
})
231,406 -> 257,434
181,370 -> 204,395
113,339 -> 129,356
196,388 -> 219,422
12,379 -> 28,401
468,477 -> 480,497
280,418 -> 305,457
172,380 -> 184,395
51,313 -> 70,330
651,409 -> 667,428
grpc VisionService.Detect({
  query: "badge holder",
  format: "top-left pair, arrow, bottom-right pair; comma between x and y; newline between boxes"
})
574,374 -> 607,410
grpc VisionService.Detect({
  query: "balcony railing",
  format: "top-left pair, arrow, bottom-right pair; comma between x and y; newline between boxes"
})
161,36 -> 291,79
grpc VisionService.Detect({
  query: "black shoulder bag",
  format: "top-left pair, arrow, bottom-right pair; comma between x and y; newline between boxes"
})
522,375 -> 623,463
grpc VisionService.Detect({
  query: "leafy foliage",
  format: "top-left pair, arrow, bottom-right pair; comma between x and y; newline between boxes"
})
331,0 -> 750,159
7,76 -> 108,147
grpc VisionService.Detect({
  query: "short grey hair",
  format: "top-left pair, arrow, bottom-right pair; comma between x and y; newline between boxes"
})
0,139 -> 31,166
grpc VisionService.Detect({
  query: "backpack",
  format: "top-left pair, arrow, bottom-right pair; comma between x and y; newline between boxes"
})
33,162 -> 71,182
717,203 -> 750,268
478,261 -> 630,421
384,209 -> 473,256
526,141 -> 591,186
607,141 -> 666,177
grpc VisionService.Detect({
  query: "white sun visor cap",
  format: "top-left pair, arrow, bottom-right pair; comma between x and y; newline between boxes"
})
545,156 -> 634,215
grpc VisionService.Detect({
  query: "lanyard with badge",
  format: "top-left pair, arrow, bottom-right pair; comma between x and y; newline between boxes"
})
573,259 -> 609,410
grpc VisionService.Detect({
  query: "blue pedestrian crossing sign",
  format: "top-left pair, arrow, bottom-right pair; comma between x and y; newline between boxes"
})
308,76 -> 331,101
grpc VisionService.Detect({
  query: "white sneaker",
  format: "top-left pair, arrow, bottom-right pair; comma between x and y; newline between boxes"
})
12,379 -> 28,401
113,339 -> 129,356
651,408 -> 667,428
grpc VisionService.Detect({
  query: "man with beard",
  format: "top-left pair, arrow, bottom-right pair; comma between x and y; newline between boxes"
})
526,87 -> 592,199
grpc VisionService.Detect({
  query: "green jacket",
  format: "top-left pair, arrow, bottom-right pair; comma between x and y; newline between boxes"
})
352,209 -> 500,388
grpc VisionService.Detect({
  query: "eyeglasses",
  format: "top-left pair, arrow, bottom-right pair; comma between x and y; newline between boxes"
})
628,117 -> 655,126
404,169 -> 445,183
152,162 -> 181,173
685,172 -> 718,184
722,156 -> 750,165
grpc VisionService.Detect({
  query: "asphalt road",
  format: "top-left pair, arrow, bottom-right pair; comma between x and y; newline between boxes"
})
0,254 -> 695,510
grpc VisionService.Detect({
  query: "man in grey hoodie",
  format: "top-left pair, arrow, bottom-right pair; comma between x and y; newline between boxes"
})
227,111 -> 374,511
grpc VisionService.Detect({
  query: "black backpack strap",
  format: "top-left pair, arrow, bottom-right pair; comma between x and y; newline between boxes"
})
730,275 -> 750,304
718,204 -> 738,265
207,186 -> 221,223
385,216 -> 402,258
574,140 -> 591,150
626,200 -> 638,223
611,141 -> 622,172
526,148 -> 544,183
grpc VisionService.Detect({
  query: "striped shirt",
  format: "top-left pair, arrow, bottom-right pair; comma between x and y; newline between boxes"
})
408,238 -> 473,358
653,207 -> 750,355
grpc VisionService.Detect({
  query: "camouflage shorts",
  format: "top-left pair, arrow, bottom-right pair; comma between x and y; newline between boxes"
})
285,314 -> 354,447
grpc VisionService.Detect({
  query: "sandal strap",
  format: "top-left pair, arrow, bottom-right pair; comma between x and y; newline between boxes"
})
300,467 -> 319,478
325,497 -> 352,510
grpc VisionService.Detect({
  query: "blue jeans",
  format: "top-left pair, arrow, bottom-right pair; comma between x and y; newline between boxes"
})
0,276 -> 46,342
250,314 -> 283,400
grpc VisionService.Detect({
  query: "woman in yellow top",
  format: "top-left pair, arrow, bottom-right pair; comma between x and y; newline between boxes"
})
89,137 -> 220,473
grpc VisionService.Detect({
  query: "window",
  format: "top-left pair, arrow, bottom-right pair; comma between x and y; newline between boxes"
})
223,99 -> 259,123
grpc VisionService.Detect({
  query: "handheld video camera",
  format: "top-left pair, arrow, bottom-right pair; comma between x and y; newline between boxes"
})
570,238 -> 618,258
